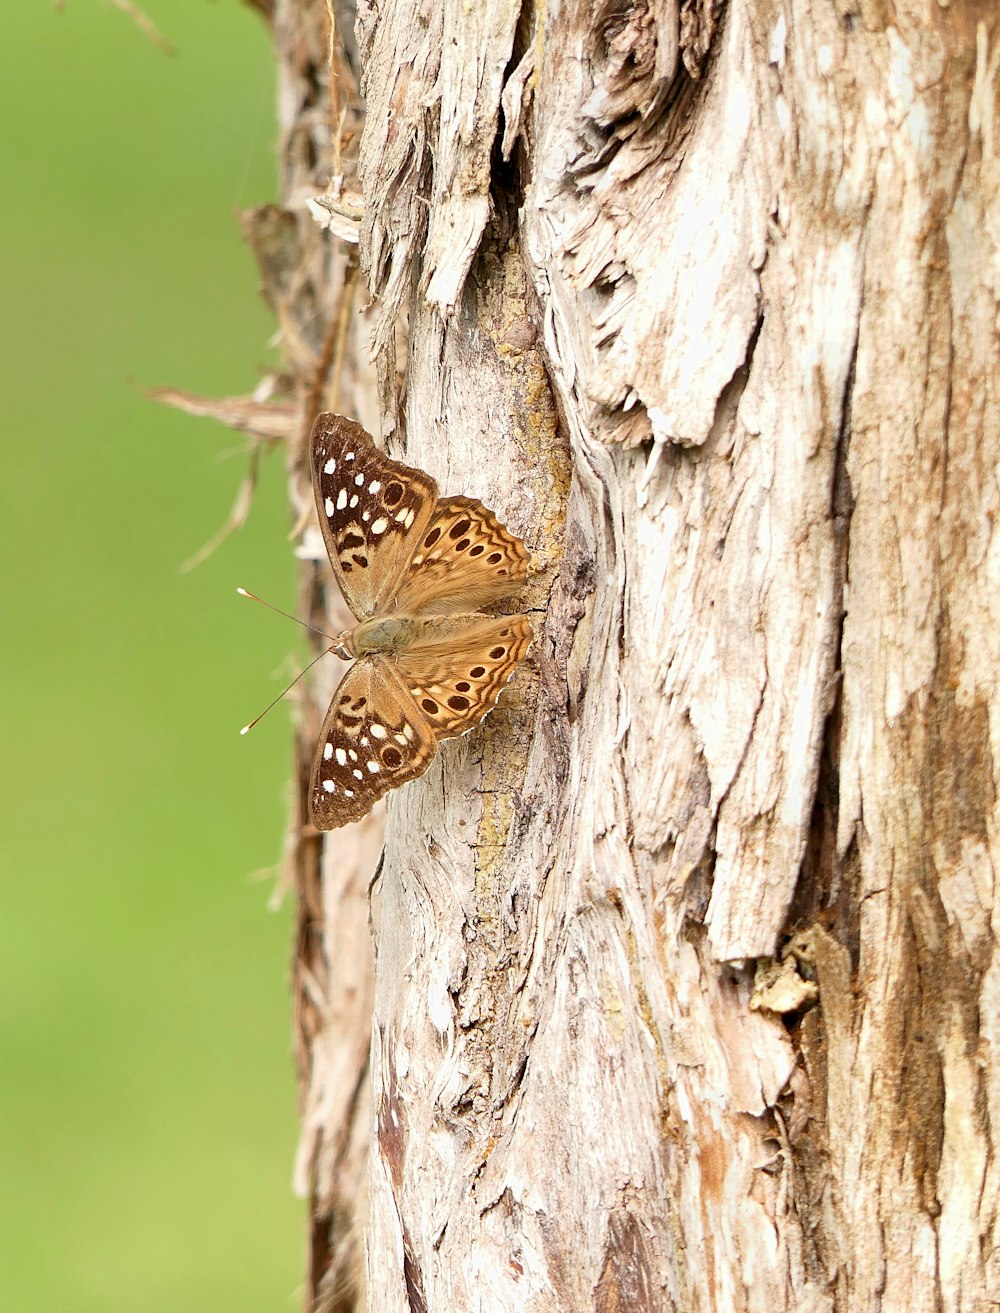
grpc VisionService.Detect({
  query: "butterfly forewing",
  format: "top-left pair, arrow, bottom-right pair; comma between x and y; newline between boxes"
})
391,495 -> 531,616
311,414 -> 437,620
308,658 -> 437,829
396,615 -> 534,739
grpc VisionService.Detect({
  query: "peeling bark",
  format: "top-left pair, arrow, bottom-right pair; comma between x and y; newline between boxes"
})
241,0 -> 1000,1309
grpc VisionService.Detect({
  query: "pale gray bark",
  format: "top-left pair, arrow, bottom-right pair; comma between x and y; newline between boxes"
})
248,1 -> 1000,1310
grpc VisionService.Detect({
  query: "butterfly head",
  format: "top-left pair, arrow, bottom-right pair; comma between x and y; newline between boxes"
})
330,631 -> 354,661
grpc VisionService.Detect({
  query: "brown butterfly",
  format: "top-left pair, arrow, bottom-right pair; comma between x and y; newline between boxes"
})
308,413 -> 532,829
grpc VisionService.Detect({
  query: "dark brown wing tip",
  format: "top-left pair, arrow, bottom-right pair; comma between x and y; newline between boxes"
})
310,411 -> 373,454
308,791 -> 366,831
308,802 -> 334,831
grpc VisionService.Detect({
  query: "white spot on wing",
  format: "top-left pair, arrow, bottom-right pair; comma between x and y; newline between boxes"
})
336,488 -> 348,510
335,747 -> 347,766
350,495 -> 359,508
344,788 -> 354,798
345,451 -> 355,461
355,473 -> 365,486
371,517 -> 388,534
323,743 -> 333,760
370,724 -> 387,739
367,761 -> 380,773
323,458 -> 336,474
352,769 -> 364,781
322,780 -> 335,793
369,480 -> 381,494
348,750 -> 358,762
325,497 -> 335,517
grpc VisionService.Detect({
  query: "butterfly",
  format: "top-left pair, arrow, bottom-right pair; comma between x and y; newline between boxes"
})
308,413 -> 533,829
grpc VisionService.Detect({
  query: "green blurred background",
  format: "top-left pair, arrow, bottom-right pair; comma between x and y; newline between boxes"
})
2,4 -> 304,1309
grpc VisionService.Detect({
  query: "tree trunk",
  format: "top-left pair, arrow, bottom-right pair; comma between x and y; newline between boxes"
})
247,1 -> 1000,1309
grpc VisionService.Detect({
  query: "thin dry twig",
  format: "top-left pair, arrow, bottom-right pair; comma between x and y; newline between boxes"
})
181,441 -> 263,573
290,258 -> 360,540
149,385 -> 296,441
150,384 -> 293,570
60,0 -> 178,55
324,0 -> 345,178
304,257 -> 359,436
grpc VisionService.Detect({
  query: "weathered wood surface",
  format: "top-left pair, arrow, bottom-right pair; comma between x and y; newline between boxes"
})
248,0 -> 1000,1309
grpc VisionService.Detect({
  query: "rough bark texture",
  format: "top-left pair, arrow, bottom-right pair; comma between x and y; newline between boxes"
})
241,1 -> 1000,1310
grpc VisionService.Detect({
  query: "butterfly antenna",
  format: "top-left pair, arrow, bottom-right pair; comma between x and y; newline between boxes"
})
239,646 -> 332,735
236,587 -> 339,643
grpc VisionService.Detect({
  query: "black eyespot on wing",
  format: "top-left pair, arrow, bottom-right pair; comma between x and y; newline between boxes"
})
448,518 -> 472,540
421,698 -> 439,714
383,746 -> 403,769
469,544 -> 485,557
489,646 -> 506,659
384,482 -> 404,506
470,666 -> 486,678
487,552 -> 502,564
352,554 -> 368,567
341,532 -> 365,550
455,538 -> 470,552
448,696 -> 470,711
455,682 -> 471,693
424,526 -> 442,548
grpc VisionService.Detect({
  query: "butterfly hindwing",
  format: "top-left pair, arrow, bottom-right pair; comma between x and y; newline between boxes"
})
308,658 -> 437,829
391,495 -> 531,616
311,414 -> 437,620
396,614 -> 534,739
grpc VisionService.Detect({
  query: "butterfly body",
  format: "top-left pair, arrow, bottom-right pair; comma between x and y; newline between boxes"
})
345,614 -> 416,656
309,414 -> 533,830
